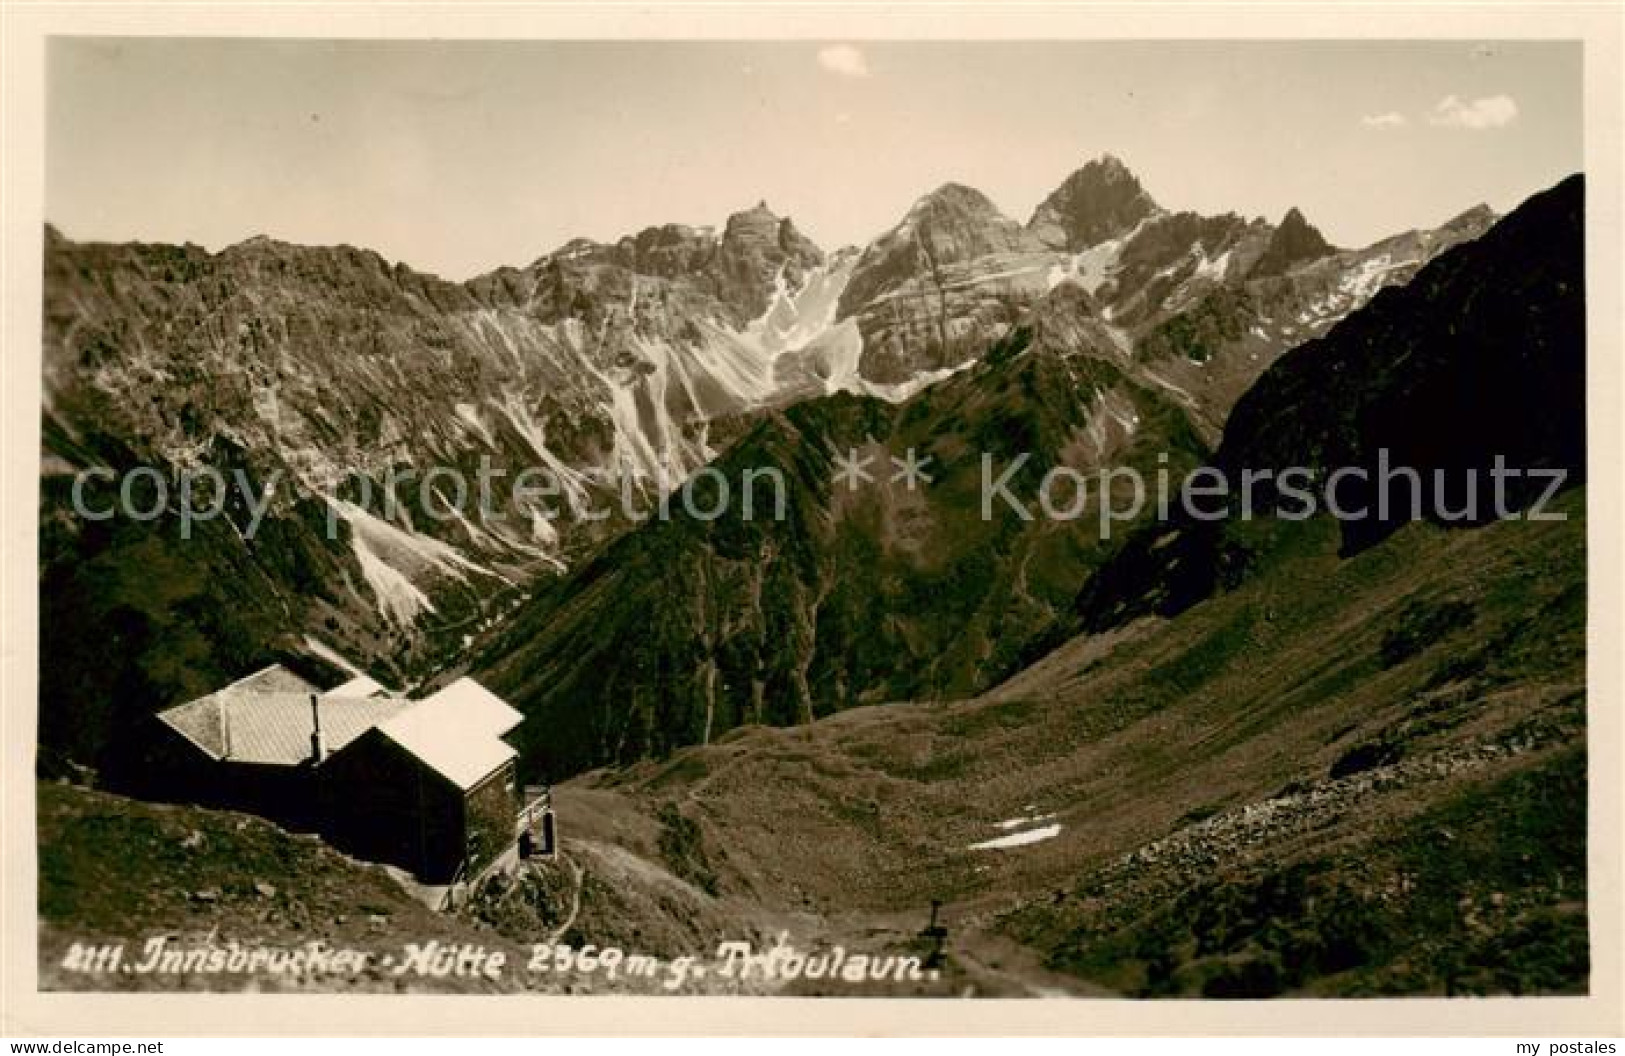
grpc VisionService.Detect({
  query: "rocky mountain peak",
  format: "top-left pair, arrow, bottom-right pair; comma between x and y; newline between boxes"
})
914,181 -> 1001,213
888,182 -> 1036,256
1029,154 -> 1161,251
722,200 -> 781,238
835,182 -> 1040,333
1249,206 -> 1336,277
219,233 -> 287,260
1440,203 -> 1497,236
525,204 -> 824,324
709,202 -> 824,321
720,201 -> 819,257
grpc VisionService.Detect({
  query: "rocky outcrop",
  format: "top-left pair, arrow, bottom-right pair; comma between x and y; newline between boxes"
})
708,203 -> 825,320
530,202 -> 826,325
836,184 -> 1053,384
1249,206 -> 1336,277
1027,154 -> 1160,251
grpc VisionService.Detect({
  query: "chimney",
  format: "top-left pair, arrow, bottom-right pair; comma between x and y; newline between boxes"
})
309,693 -> 326,764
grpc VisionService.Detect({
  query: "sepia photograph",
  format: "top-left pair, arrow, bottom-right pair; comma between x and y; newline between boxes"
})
4,3 -> 1622,1041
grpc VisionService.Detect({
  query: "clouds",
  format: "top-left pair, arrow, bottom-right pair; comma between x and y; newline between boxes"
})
1428,94 -> 1519,129
1360,111 -> 1408,130
1360,94 -> 1519,132
817,44 -> 869,79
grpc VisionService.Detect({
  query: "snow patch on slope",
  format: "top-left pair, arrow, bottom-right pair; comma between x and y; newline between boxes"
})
302,637 -> 368,679
327,498 -> 501,626
495,392 -> 595,515
350,531 -> 437,626
970,823 -> 1063,851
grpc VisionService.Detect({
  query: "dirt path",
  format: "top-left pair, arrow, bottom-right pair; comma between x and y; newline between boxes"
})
544,856 -> 586,946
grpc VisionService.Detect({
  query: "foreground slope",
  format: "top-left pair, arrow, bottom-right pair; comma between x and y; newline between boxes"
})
37,780 -> 772,994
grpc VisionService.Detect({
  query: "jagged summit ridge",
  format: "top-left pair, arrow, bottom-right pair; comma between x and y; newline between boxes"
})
832,181 -> 1047,382
1028,154 -> 1161,251
1249,205 -> 1336,277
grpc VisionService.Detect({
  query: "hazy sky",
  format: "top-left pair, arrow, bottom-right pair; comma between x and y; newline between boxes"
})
47,39 -> 1582,280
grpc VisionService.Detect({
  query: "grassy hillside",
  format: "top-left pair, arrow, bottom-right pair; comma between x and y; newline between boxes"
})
37,781 -> 517,992
561,488 -> 1587,996
36,781 -> 771,994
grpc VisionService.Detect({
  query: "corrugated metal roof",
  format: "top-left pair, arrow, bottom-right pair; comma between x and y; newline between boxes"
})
221,663 -> 323,697
159,688 -> 410,766
374,678 -> 523,791
157,671 -> 524,791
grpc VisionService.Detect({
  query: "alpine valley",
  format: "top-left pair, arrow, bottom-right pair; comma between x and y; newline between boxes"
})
37,158 -> 1587,997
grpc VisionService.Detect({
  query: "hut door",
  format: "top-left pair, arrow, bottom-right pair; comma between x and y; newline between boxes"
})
539,810 -> 557,857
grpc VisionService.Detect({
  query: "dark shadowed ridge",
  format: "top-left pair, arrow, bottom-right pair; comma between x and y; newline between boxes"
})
1069,173 -> 1584,636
